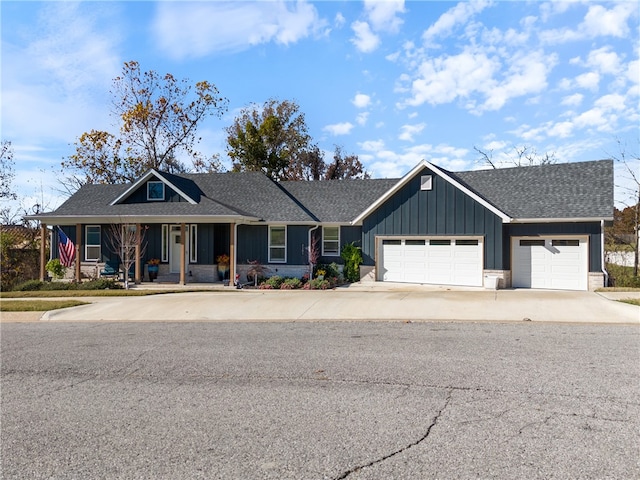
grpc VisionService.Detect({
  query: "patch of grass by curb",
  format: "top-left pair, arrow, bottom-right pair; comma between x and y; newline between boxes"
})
0,289 -> 216,299
0,300 -> 89,312
618,299 -> 640,307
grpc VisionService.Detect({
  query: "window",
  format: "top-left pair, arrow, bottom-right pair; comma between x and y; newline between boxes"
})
322,226 -> 340,256
269,226 -> 286,263
552,239 -> 580,247
190,225 -> 198,263
430,239 -> 451,246
85,225 -> 101,261
456,239 -> 479,246
382,239 -> 401,245
161,225 -> 169,262
147,181 -> 165,201
420,175 -> 433,191
520,239 -> 545,247
406,239 -> 425,246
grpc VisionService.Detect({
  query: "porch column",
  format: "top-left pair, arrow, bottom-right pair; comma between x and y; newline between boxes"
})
229,223 -> 235,286
39,223 -> 47,281
75,224 -> 82,282
180,223 -> 186,285
135,223 -> 141,284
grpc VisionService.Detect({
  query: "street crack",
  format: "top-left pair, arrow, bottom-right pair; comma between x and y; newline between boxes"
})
332,389 -> 453,480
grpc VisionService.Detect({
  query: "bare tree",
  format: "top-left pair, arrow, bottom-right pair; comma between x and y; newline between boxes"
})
0,141 -> 16,213
474,145 -> 557,169
107,223 -> 147,289
608,139 -> 640,276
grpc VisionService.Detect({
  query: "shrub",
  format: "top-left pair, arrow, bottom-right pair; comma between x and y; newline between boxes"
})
45,259 -> 66,279
263,275 -> 284,289
341,242 -> 363,283
307,278 -> 330,290
81,279 -> 123,290
606,263 -> 640,288
13,279 -> 45,291
280,277 -> 302,289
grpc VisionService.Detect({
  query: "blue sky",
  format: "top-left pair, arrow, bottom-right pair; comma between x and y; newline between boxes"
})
2,1 -> 638,213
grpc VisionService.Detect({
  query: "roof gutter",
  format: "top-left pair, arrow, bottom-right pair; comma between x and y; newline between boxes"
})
511,217 -> 614,224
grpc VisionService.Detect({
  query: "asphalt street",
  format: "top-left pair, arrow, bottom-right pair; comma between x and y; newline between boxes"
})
2,320 -> 638,479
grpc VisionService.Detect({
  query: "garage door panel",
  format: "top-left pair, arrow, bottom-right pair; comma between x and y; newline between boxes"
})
512,237 -> 587,291
381,238 -> 483,287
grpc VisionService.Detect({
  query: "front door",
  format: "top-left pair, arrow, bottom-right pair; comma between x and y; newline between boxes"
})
169,229 -> 185,274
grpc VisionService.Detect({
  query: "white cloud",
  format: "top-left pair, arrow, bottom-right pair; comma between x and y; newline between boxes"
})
540,2 -> 637,44
582,3 -> 634,38
359,139 -> 386,152
401,49 -> 499,107
547,121 -> 574,138
398,123 -> 426,142
363,0 -> 405,33
482,51 -> 555,111
586,47 -> 622,75
575,71 -> 600,91
350,20 -> 380,53
561,93 -> 584,107
323,122 -> 354,136
334,12 -> 346,28
352,93 -> 372,108
153,1 -> 325,59
356,112 -> 370,126
422,0 -> 492,45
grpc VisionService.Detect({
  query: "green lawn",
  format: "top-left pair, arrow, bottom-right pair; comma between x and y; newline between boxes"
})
0,289 -> 210,299
619,298 -> 640,307
0,300 -> 89,312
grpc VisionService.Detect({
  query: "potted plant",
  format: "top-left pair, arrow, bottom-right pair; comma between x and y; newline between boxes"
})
147,258 -> 160,281
216,254 -> 230,282
316,268 -> 326,281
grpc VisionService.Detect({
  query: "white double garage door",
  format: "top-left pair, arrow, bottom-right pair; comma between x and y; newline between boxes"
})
379,237 -> 484,287
379,235 -> 588,290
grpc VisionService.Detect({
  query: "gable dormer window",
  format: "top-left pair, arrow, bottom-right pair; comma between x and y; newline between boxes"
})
147,181 -> 165,201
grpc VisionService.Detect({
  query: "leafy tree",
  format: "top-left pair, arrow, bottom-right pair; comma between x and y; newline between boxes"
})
63,61 -> 228,187
226,99 -> 311,181
325,145 -> 370,180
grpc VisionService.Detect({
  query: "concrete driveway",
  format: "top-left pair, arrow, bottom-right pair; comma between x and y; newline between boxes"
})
33,284 -> 639,324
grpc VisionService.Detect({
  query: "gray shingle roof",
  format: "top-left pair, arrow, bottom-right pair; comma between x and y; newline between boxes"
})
452,159 -> 613,219
280,178 -> 399,222
40,159 -> 613,223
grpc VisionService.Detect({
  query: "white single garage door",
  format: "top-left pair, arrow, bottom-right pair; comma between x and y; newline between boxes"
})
512,237 -> 588,291
380,237 -> 483,287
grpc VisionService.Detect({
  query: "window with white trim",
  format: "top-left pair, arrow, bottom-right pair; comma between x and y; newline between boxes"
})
420,175 -> 433,191
85,225 -> 101,261
147,181 -> 165,201
190,224 -> 197,263
322,226 -> 340,256
269,226 -> 286,263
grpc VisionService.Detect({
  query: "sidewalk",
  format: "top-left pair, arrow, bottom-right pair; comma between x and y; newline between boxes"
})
15,285 -> 636,324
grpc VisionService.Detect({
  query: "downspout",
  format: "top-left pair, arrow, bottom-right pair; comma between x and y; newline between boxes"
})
601,219 -> 609,287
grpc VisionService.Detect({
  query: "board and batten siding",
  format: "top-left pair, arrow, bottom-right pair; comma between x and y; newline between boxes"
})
122,180 -> 188,204
237,224 -> 310,265
504,222 -> 602,273
361,167 -> 504,269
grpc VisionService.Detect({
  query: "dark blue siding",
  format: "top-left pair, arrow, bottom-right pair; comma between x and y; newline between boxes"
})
123,180 -> 187,203
361,167 -> 504,269
237,225 -> 268,264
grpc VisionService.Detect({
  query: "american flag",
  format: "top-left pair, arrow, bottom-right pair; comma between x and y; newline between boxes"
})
57,227 -> 75,267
